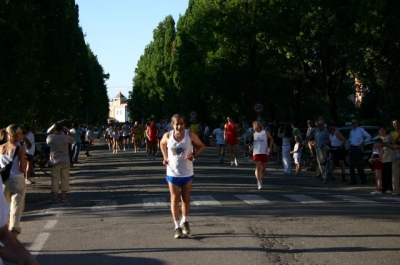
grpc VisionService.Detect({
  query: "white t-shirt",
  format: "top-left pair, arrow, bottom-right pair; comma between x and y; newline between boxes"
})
253,130 -> 269,155
24,131 -> 35,155
85,129 -> 93,142
157,123 -> 165,138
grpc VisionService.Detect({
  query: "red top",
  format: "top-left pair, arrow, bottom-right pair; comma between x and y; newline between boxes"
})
147,124 -> 158,143
225,123 -> 238,145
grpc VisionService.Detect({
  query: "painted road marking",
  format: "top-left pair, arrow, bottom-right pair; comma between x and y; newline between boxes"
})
142,197 -> 168,209
235,195 -> 272,205
283,194 -> 324,204
191,195 -> 222,206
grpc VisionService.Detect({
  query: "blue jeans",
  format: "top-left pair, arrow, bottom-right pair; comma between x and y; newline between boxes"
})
71,142 -> 81,163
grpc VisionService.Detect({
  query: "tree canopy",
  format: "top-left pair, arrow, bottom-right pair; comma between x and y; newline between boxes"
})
128,0 -> 400,126
0,0 -> 109,129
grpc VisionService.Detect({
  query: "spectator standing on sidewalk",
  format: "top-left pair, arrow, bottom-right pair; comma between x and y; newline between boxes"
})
369,138 -> 384,195
305,119 -> 316,160
46,122 -> 74,203
0,175 -> 39,264
278,124 -> 293,175
85,125 -> 93,157
23,125 -> 36,184
388,119 -> 400,196
1,125 -> 27,237
160,114 -> 205,239
313,120 -> 330,179
290,135 -> 303,176
271,120 -> 282,164
327,124 -> 346,182
348,119 -> 371,185
378,126 -> 394,194
69,122 -> 81,164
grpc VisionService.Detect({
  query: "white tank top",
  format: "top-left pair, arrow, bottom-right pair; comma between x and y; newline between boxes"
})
330,131 -> 342,147
167,129 -> 194,177
253,130 -> 269,155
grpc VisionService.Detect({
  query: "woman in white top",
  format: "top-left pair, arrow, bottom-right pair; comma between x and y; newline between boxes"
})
327,124 -> 346,182
160,114 -> 205,239
0,124 -> 27,237
252,121 -> 274,189
278,124 -> 293,175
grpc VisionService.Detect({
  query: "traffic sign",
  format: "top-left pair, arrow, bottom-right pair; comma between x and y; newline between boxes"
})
253,102 -> 264,113
189,111 -> 197,118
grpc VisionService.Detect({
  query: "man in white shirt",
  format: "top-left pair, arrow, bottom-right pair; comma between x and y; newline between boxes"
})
348,119 -> 371,185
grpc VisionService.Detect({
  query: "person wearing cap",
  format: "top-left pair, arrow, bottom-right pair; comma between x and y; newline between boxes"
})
46,122 -> 74,202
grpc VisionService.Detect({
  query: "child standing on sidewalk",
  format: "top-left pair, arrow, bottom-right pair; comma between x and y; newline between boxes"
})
290,135 -> 303,175
369,138 -> 384,195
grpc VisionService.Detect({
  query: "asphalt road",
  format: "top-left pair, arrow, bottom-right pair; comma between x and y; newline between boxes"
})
15,138 -> 400,265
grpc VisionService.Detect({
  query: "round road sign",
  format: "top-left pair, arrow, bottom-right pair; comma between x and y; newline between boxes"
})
253,102 -> 264,113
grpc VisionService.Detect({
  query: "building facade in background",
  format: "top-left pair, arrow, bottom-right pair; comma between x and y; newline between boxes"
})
108,92 -> 129,123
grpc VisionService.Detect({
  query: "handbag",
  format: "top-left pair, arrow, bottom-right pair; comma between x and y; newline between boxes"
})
0,146 -> 20,182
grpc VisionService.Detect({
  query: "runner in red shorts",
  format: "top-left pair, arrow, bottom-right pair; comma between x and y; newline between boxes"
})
252,121 -> 274,189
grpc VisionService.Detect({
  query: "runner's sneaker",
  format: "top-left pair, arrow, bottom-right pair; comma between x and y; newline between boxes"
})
180,222 -> 191,235
234,160 -> 238,167
25,179 -> 35,184
371,190 -> 382,195
230,161 -> 234,167
174,228 -> 183,239
257,181 -> 262,190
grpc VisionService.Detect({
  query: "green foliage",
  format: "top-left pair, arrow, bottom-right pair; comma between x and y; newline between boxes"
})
0,0 -> 109,129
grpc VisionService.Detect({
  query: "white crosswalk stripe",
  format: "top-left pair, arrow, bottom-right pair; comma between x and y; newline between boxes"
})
283,194 -> 325,204
379,196 -> 400,202
142,197 -> 168,209
331,195 -> 377,203
140,193 -> 393,209
91,200 -> 118,211
235,195 -> 272,205
191,195 -> 222,206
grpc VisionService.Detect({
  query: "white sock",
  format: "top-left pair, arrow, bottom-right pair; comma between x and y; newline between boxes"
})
181,215 -> 187,224
174,221 -> 180,229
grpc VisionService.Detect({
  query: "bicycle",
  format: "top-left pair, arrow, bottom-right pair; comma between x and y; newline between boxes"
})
322,145 -> 339,184
35,143 -> 51,176
300,145 -> 317,171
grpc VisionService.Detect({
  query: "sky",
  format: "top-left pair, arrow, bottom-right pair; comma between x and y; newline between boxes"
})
75,0 -> 189,99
